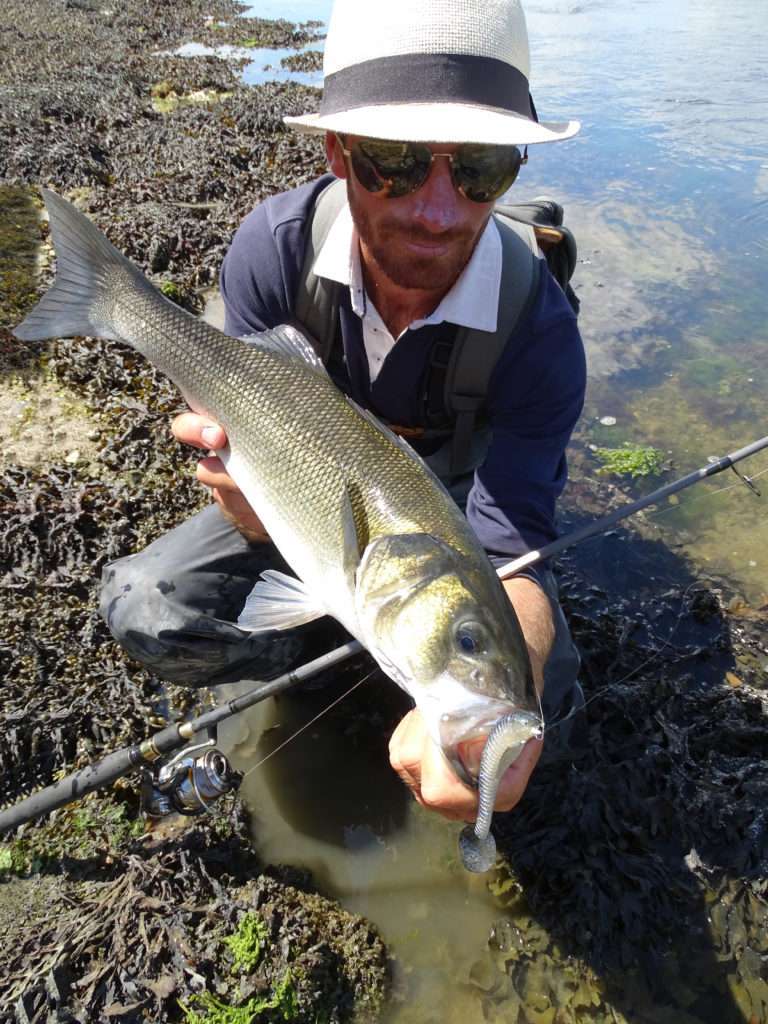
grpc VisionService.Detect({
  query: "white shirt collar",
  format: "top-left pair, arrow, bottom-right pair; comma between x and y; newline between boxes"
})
312,199 -> 502,334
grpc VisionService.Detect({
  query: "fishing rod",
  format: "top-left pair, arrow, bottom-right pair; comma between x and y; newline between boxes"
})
1,434 -> 765,834
497,433 -> 768,579
0,640 -> 362,835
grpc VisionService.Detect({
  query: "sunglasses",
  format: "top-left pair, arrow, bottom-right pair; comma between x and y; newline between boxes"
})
336,135 -> 527,204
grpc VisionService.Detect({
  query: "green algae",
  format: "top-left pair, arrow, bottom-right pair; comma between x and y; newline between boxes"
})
0,792 -> 144,876
682,351 -> 746,392
181,911 -> 301,1024
594,442 -> 666,478
0,184 -> 41,337
225,912 -> 269,973
160,279 -> 186,301
181,971 -> 300,1024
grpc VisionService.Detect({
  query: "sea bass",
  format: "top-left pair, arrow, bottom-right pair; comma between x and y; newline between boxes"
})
15,190 -> 542,794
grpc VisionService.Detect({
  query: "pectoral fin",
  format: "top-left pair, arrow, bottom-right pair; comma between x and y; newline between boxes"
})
237,570 -> 327,632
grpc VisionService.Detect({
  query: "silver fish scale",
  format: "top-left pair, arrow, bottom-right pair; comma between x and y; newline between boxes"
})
111,282 -> 479,566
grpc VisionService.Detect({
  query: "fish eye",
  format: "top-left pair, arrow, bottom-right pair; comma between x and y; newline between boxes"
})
455,622 -> 486,655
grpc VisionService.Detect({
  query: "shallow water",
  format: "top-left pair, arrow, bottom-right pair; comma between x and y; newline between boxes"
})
219,675 -> 512,1024
523,0 -> 768,606
173,40 -> 323,87
225,1 -> 768,1020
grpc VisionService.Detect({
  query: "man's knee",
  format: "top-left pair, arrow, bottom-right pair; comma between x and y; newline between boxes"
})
99,551 -> 197,677
100,549 -> 306,686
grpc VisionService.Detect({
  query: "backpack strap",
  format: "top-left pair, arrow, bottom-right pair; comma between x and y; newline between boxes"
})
496,197 -> 579,313
428,198 -> 579,475
292,178 -> 347,359
438,214 -> 541,474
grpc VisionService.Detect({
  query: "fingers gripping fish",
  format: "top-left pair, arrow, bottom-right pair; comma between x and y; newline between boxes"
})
15,191 -> 543,867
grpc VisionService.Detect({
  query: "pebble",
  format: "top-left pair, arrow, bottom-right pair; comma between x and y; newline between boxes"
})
599,416 -> 617,426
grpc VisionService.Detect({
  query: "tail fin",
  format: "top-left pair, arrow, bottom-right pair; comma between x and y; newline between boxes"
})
14,189 -> 145,342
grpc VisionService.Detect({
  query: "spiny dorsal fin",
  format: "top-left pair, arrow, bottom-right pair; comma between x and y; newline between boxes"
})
347,397 -> 454,501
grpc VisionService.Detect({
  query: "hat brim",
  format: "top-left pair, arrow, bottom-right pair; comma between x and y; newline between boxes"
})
284,103 -> 579,145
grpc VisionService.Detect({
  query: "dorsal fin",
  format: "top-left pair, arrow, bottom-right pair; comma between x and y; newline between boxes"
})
239,323 -> 329,377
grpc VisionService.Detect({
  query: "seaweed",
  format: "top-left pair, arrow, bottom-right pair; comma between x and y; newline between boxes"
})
593,442 -> 666,478
0,800 -> 388,1022
0,2 -> 386,1019
2,0 -> 767,1021
483,516 -> 768,1022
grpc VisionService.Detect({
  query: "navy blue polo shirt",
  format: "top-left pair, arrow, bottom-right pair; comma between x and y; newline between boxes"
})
220,175 -> 586,575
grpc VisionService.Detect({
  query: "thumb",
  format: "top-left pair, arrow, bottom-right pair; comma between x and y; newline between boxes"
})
172,412 -> 227,450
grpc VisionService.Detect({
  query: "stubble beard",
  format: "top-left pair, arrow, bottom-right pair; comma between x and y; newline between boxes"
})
348,189 -> 481,294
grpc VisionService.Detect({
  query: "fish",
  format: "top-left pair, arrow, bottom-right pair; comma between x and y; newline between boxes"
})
459,712 -> 543,872
15,189 -> 542,805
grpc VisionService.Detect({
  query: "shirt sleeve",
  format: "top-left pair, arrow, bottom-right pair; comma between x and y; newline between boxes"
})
219,177 -> 334,337
465,269 -> 586,573
220,203 -> 291,336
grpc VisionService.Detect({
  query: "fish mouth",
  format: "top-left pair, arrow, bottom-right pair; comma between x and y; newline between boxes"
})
439,704 -> 543,787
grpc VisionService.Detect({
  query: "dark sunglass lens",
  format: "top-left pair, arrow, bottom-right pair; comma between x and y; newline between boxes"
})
453,145 -> 523,203
353,139 -> 432,197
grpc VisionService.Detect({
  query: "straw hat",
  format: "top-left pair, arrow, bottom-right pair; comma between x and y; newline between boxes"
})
284,0 -> 579,145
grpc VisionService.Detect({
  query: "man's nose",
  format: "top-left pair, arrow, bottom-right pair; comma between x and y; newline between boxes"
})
410,155 -> 461,234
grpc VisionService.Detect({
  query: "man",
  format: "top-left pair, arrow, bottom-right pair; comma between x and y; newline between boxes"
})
101,0 -> 585,825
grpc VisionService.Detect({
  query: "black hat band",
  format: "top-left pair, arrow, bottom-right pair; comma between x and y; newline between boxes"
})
320,52 -> 535,121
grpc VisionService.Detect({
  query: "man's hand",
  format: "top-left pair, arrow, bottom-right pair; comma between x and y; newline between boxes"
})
388,575 -> 553,821
171,411 -> 270,543
389,708 -> 543,821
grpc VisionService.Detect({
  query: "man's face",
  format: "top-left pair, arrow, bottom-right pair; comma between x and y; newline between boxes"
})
326,133 -> 495,294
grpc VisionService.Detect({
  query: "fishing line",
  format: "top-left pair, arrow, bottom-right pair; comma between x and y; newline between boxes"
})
541,580 -> 705,738
240,669 -> 376,781
5,442 -> 764,830
640,465 -> 768,523
185,453 -> 768,794
537,460 -> 768,736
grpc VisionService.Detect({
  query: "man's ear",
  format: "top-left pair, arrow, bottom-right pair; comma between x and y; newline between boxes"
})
325,131 -> 348,179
